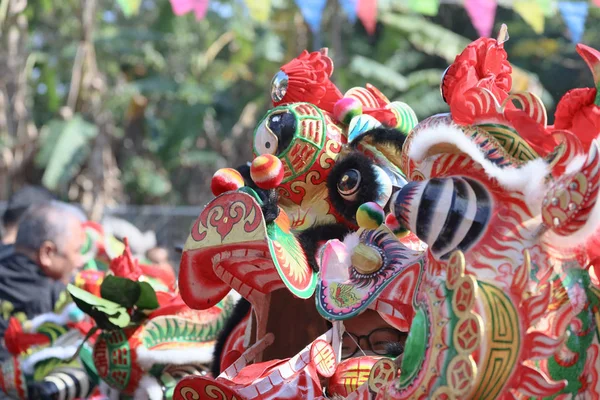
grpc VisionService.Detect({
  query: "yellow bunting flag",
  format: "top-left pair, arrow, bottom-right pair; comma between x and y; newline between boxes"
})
244,0 -> 271,23
514,0 -> 545,34
117,0 -> 142,17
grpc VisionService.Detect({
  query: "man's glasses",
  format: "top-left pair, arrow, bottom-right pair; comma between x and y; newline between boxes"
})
341,328 -> 405,359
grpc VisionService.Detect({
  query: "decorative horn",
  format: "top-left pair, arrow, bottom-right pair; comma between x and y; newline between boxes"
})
576,44 -> 600,106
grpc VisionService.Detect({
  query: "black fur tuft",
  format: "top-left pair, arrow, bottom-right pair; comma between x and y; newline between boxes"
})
298,224 -> 352,272
260,189 -> 279,223
210,298 -> 252,377
235,164 -> 279,224
350,127 -> 407,152
235,163 -> 253,186
326,152 -> 380,223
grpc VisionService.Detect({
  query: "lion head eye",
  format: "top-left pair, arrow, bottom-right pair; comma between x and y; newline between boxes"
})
254,111 -> 296,157
337,169 -> 362,201
254,122 -> 278,156
267,112 -> 295,155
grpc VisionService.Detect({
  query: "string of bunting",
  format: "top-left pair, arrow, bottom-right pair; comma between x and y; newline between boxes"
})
115,0 -> 597,45
295,0 -> 597,43
454,0 -> 593,43
165,0 -> 273,22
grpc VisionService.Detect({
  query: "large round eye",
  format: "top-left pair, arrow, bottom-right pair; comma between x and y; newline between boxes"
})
254,122 -> 279,156
268,111 -> 295,154
337,169 -> 361,201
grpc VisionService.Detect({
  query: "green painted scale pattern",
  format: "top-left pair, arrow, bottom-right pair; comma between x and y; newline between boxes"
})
141,296 -> 235,349
544,269 -> 599,398
253,103 -> 327,182
463,123 -> 539,169
266,218 -> 317,299
142,314 -> 221,348
37,322 -> 69,343
479,124 -> 538,163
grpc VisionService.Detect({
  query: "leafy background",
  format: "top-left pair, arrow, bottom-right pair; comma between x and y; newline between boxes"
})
1,0 -> 599,219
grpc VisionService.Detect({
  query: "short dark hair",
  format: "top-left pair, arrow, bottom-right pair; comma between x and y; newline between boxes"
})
15,200 -> 86,253
2,185 -> 57,228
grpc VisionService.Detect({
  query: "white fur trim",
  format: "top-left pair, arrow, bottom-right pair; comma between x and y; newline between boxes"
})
136,346 -> 215,371
408,121 -> 550,207
134,375 -> 163,400
22,346 -> 79,374
337,232 -> 360,270
227,290 -> 242,302
50,329 -> 84,348
28,303 -> 80,331
343,232 -> 360,252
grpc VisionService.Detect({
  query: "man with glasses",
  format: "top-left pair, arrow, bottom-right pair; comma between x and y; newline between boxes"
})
0,200 -> 87,362
323,309 -> 407,398
340,309 -> 407,361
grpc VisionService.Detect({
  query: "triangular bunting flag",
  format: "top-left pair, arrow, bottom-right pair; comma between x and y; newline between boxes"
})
465,0 -> 497,38
558,1 -> 588,43
407,0 -> 439,16
514,0 -> 545,34
339,0 -> 358,23
170,0 -> 210,20
244,0 -> 271,23
535,0 -> 556,17
357,0 -> 378,35
116,0 -> 142,18
295,0 -> 328,33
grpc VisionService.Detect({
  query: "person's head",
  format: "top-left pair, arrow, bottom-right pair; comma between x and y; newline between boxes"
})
15,201 -> 87,283
2,185 -> 57,244
341,309 -> 407,359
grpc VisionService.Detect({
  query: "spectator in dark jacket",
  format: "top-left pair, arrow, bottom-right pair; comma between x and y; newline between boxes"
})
0,201 -> 86,362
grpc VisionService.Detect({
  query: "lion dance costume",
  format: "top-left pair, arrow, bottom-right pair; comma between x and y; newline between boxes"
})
175,26 -> 600,400
4,26 -> 600,400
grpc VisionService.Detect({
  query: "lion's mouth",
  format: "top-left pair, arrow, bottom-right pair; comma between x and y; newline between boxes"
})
180,241 -> 284,311
209,246 -> 285,299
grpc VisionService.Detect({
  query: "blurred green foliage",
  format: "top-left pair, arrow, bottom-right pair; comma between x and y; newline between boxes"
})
21,0 -> 600,206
